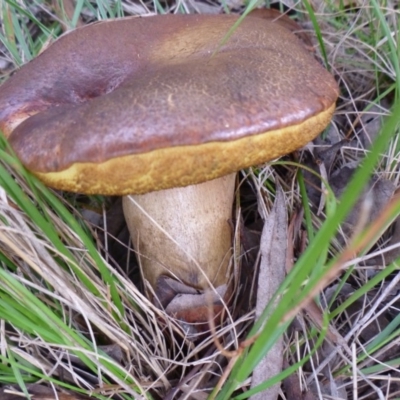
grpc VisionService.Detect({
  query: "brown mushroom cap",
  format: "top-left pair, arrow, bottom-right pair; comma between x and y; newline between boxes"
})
0,14 -> 338,195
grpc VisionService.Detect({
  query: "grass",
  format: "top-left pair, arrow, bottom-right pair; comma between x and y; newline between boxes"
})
1,0 -> 400,399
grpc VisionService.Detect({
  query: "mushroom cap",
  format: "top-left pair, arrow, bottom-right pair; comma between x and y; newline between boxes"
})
0,14 -> 338,195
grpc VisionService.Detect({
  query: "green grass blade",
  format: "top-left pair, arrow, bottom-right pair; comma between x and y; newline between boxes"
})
215,101 -> 400,399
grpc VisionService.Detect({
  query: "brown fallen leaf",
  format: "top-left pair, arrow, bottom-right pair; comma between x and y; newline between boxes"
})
250,186 -> 287,400
302,139 -> 345,212
365,212 -> 400,266
356,102 -> 389,148
303,142 -> 395,248
282,359 -> 317,400
330,166 -> 395,244
308,364 -> 348,400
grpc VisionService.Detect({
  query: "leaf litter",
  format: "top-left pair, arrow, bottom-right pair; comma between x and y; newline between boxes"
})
1,1 -> 400,400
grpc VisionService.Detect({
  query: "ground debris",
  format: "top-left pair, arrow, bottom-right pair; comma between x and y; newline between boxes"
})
0,384 -> 89,400
250,187 -> 287,400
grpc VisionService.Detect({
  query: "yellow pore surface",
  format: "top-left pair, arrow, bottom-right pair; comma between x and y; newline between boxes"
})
35,102 -> 335,196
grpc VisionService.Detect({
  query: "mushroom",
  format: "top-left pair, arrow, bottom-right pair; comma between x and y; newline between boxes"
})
0,13 -> 338,322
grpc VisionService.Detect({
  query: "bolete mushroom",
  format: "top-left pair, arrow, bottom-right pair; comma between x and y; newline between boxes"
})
0,13 -> 338,322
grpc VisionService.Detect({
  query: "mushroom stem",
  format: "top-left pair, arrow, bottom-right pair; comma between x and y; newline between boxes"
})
122,174 -> 236,299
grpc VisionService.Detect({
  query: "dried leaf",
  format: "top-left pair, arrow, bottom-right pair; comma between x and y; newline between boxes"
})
357,102 -> 388,148
308,363 -> 348,400
303,140 -> 344,210
330,167 -> 395,243
367,214 -> 400,265
282,359 -> 317,400
250,187 -> 287,400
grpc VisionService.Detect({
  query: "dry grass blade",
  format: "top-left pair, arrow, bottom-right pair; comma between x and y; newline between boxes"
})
1,1 -> 400,400
1,383 -> 89,399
